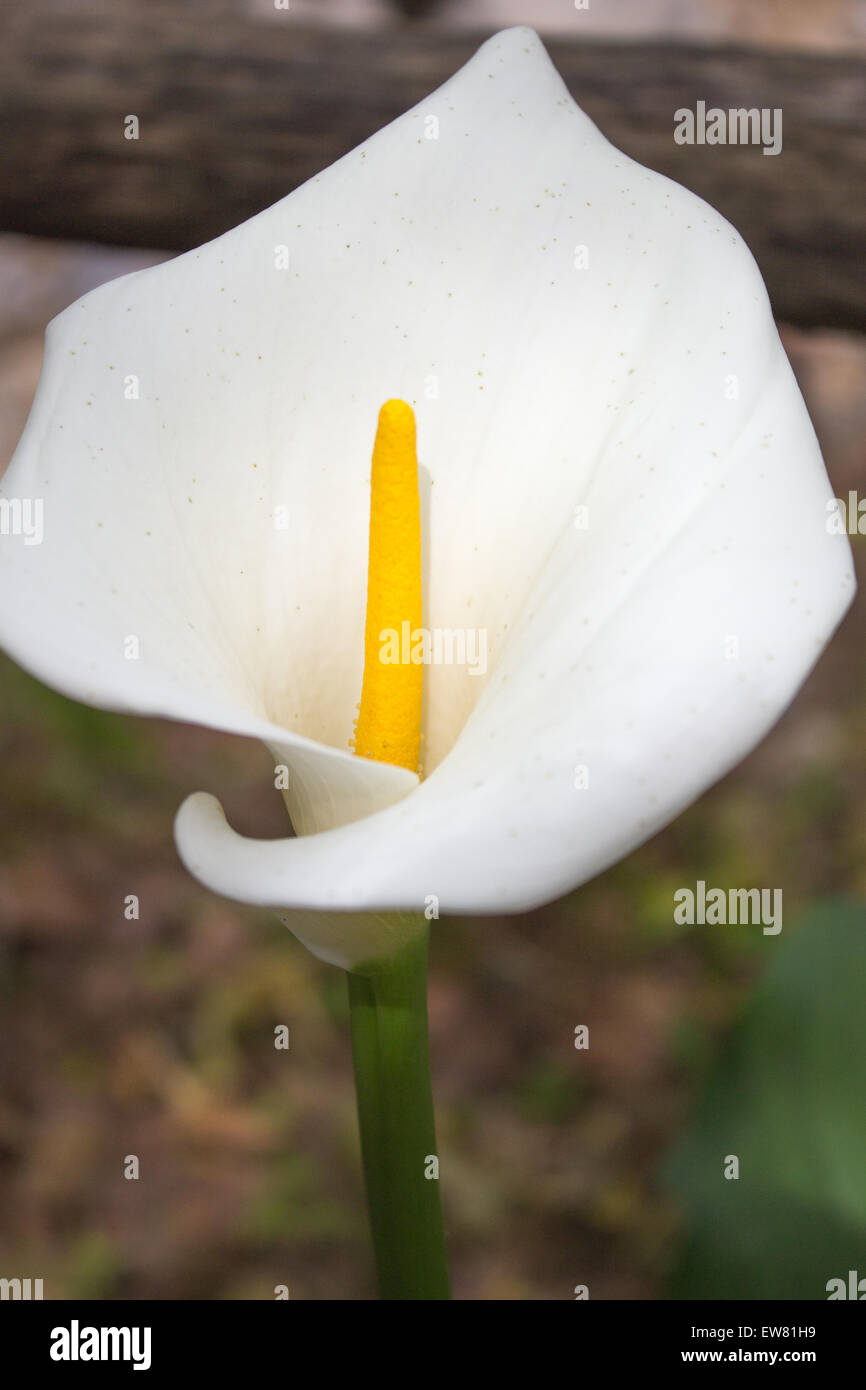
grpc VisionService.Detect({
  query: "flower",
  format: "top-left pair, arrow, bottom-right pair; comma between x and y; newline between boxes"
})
0,28 -> 853,968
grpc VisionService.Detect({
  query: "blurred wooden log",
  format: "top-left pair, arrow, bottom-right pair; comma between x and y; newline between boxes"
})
0,5 -> 864,330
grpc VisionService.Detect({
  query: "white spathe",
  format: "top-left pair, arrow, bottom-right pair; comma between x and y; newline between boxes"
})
0,28 -> 854,968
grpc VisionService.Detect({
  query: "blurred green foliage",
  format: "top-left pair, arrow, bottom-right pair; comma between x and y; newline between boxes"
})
664,899 -> 866,1299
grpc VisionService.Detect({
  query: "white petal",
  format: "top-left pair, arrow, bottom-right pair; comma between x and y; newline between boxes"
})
1,28 -> 853,966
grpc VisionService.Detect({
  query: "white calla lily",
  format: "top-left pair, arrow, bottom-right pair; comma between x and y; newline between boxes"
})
0,27 -> 853,970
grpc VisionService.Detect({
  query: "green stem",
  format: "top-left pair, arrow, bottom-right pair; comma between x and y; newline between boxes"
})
347,924 -> 451,1300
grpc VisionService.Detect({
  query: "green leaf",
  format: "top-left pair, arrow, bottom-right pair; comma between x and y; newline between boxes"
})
664,899 -> 866,1299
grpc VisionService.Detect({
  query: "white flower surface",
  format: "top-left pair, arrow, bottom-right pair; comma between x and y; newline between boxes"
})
0,29 -> 853,966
